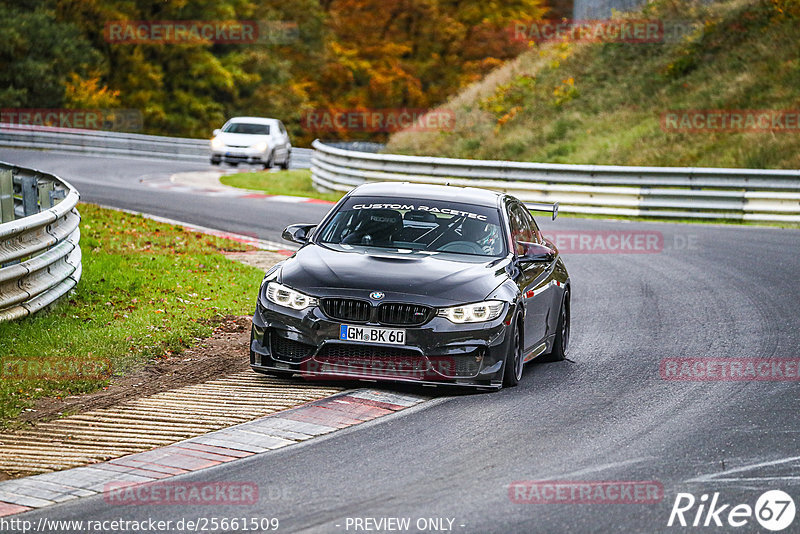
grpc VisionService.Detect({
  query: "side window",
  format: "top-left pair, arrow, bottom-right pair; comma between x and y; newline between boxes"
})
278,121 -> 287,136
508,203 -> 534,255
519,205 -> 541,243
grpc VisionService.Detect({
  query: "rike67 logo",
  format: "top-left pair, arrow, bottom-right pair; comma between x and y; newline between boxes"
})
668,490 -> 796,531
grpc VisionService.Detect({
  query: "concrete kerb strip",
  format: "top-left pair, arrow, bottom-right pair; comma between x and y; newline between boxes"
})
0,389 -> 426,517
142,170 -> 336,205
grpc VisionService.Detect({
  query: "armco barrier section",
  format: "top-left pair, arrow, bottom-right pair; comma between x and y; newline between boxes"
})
0,123 -> 315,165
0,162 -> 81,322
0,123 -> 208,161
310,140 -> 800,223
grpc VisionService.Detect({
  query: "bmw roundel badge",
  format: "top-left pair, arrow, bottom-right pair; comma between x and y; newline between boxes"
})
370,291 -> 385,301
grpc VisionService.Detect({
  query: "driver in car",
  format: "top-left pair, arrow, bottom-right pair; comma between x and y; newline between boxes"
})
341,210 -> 403,247
458,217 -> 502,256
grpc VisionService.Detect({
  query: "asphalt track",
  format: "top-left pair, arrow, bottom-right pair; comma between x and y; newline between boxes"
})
2,147 -> 799,533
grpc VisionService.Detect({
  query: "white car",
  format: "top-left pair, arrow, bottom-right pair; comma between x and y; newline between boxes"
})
210,117 -> 292,169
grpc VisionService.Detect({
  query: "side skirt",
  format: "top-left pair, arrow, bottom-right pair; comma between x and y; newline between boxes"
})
523,342 -> 548,363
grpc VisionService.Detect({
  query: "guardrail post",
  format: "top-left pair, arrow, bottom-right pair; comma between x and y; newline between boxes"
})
50,189 -> 66,205
20,175 -> 39,216
0,169 -> 13,222
38,180 -> 55,210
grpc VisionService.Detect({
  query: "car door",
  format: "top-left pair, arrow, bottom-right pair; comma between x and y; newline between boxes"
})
537,223 -> 563,337
508,202 -> 553,354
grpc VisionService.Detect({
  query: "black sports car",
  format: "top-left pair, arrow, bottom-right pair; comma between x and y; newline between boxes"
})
250,183 -> 570,390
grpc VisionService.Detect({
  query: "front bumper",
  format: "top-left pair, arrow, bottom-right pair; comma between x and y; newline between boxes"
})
211,147 -> 268,164
250,301 -> 513,390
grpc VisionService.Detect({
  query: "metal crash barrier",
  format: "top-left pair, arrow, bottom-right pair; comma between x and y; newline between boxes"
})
311,140 -> 800,223
0,162 -> 81,322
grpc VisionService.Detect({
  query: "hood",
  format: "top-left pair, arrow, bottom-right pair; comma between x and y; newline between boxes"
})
279,244 -> 509,306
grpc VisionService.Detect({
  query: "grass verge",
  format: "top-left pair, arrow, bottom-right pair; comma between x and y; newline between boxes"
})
0,204 -> 264,427
221,169 -> 343,202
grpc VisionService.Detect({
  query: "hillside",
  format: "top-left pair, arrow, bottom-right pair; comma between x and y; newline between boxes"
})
386,0 -> 800,170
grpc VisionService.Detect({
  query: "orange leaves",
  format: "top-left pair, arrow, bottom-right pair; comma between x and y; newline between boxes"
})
63,73 -> 121,109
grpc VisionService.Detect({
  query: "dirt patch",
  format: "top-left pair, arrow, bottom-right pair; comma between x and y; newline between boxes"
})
13,252 -> 286,428
16,315 -> 253,427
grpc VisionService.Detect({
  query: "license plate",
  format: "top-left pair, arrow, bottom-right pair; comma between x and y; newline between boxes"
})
339,325 -> 406,345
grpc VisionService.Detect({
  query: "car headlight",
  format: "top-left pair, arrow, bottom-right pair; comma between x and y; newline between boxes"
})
211,137 -> 224,149
253,141 -> 269,152
438,300 -> 504,323
266,282 -> 318,310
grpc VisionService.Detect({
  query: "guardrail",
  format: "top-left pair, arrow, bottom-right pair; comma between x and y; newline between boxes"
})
0,162 -> 81,322
0,123 -> 316,167
0,123 -> 209,161
310,140 -> 800,223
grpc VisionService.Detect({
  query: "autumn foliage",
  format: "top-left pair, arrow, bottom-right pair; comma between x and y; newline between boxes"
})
0,0 -> 546,142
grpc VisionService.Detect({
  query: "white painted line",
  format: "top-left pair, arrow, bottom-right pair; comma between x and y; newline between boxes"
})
268,195 -> 309,203
686,482 -> 800,483
161,170 -> 334,205
531,458 -> 649,481
687,455 -> 800,483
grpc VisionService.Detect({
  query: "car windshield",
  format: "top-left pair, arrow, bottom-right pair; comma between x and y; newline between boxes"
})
222,123 -> 270,135
318,196 -> 505,257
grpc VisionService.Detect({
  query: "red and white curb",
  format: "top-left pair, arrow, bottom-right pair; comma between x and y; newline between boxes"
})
0,389 -> 425,517
140,171 -> 334,205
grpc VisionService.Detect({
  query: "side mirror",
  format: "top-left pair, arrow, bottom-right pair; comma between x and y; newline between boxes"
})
282,224 -> 316,245
212,129 -> 221,136
518,241 -> 556,263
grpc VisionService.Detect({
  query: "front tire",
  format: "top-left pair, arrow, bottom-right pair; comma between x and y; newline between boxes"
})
263,151 -> 275,170
502,320 -> 524,388
280,151 -> 292,170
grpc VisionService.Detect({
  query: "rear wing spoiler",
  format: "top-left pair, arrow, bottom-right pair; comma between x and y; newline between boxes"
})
525,202 -> 559,221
